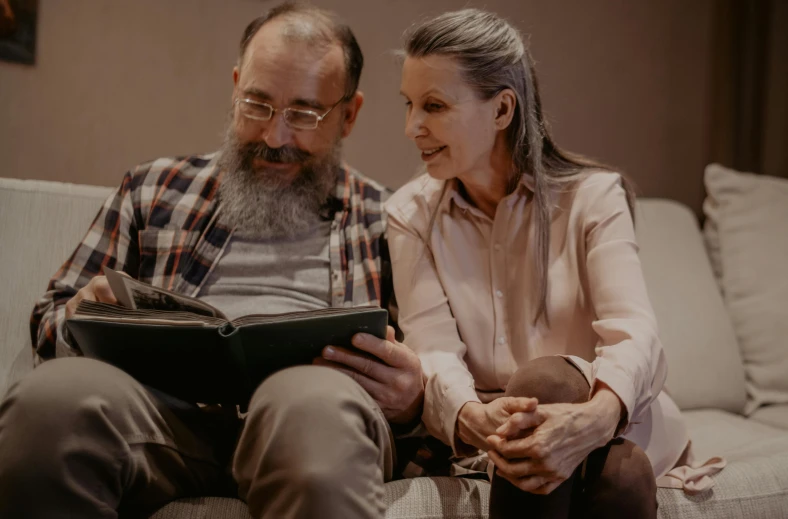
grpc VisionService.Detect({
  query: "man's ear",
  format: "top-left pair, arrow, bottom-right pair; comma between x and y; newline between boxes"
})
232,65 -> 240,102
341,91 -> 365,138
493,88 -> 517,131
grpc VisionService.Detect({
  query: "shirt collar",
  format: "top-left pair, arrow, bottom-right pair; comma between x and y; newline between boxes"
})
443,172 -> 535,216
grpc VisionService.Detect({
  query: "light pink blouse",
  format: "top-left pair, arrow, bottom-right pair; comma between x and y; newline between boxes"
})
386,171 -> 723,491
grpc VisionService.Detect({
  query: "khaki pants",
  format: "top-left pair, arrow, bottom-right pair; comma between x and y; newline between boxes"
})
0,357 -> 394,519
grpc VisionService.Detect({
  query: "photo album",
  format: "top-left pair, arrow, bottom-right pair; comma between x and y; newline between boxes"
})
66,269 -> 388,404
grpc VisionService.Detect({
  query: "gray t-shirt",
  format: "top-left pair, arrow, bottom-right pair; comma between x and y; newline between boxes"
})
197,221 -> 332,320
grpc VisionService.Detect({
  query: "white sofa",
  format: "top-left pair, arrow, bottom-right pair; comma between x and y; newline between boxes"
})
1,174 -> 787,518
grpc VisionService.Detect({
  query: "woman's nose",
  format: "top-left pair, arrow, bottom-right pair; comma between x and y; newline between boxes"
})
404,110 -> 426,141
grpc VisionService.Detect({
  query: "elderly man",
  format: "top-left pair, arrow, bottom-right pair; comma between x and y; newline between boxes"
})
0,4 -> 424,518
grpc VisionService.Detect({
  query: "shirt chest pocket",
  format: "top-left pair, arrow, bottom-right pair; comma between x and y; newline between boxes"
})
137,229 -> 201,288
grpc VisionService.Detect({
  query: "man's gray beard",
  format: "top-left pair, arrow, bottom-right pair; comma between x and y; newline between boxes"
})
216,131 -> 340,239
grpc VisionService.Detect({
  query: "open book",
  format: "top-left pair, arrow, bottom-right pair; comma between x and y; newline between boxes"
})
66,269 -> 388,404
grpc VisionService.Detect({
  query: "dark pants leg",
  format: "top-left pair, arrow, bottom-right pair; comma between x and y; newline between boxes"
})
488,356 -> 657,519
0,357 -> 238,519
233,365 -> 394,519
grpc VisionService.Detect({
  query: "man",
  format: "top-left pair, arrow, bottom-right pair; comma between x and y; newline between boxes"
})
0,4 -> 424,518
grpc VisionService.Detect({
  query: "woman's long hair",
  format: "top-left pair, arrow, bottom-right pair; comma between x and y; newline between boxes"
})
403,8 -> 635,326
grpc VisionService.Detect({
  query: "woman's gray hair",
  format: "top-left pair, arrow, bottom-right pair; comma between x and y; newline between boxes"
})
403,9 -> 635,325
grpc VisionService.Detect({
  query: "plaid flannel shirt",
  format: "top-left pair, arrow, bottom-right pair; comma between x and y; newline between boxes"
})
30,152 -> 396,364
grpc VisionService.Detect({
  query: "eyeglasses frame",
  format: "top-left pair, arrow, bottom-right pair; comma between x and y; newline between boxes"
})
234,94 -> 350,130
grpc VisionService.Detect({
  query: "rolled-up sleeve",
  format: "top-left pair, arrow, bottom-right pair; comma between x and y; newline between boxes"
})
582,175 -> 667,432
386,204 -> 481,456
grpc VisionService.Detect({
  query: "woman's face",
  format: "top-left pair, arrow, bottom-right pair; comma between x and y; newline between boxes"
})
400,55 -> 500,181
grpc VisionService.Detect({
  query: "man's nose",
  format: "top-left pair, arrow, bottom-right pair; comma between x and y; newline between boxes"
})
261,112 -> 294,149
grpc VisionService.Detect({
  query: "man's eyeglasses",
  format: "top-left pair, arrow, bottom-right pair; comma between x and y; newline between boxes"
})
235,96 -> 348,131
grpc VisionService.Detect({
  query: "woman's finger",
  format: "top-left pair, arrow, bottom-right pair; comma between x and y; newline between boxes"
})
487,433 -> 543,460
488,449 -> 541,478
496,408 -> 544,437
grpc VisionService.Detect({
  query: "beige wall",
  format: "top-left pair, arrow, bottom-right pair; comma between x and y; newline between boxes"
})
0,0 -> 715,212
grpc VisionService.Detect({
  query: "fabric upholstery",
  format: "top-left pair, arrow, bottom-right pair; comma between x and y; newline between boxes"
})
635,199 -> 746,413
149,498 -> 251,519
750,404 -> 788,430
148,478 -> 492,519
0,178 -> 112,398
703,164 -> 788,414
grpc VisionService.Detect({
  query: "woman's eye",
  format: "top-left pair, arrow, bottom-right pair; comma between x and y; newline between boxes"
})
425,103 -> 444,112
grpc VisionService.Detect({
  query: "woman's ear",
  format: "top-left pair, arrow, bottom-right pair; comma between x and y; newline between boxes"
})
493,88 -> 517,130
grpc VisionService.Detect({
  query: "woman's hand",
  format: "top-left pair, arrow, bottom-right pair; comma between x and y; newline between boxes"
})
486,389 -> 622,495
456,397 -> 538,452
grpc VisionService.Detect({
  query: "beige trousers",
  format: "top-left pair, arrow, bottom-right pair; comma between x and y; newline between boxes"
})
0,357 -> 394,519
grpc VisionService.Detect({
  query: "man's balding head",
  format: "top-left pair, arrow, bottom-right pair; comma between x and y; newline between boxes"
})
219,3 -> 366,239
238,3 -> 363,99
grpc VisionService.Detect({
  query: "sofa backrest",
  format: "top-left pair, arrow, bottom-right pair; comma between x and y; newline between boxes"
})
0,178 -> 112,397
635,199 -> 746,414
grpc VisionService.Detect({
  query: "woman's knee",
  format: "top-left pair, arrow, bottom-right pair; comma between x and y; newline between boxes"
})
585,439 -> 658,518
505,356 -> 589,404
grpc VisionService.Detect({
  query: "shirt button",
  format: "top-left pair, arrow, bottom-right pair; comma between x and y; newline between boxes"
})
498,337 -> 506,345
495,290 -> 503,298
494,243 -> 502,251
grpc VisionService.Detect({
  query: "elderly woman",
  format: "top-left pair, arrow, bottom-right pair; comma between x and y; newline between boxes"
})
386,9 -> 722,518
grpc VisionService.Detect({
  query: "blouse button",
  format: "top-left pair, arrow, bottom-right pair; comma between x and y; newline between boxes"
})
497,337 -> 506,345
494,243 -> 502,251
495,290 -> 503,298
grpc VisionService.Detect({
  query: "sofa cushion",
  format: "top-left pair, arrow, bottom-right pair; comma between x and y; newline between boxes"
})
149,497 -> 251,519
635,200 -> 746,413
654,409 -> 788,518
750,404 -> 788,430
682,408 -> 788,462
148,478 -> 491,519
0,178 -> 112,397
703,164 -> 788,414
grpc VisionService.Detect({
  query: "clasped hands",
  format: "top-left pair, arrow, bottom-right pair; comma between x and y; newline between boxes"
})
457,389 -> 622,495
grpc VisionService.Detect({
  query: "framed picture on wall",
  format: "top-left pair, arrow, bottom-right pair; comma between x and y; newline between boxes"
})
0,0 -> 38,65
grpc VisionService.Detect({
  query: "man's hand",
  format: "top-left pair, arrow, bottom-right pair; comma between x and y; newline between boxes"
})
314,326 -> 424,425
64,275 -> 119,319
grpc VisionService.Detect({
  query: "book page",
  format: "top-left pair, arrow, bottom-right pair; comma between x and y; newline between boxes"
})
104,268 -> 226,319
72,300 -> 226,326
69,314 -> 213,327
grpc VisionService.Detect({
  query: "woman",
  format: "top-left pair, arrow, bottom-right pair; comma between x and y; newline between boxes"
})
386,9 -> 723,518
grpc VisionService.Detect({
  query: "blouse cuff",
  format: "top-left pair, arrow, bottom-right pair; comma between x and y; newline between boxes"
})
423,376 -> 481,457
592,363 -> 637,436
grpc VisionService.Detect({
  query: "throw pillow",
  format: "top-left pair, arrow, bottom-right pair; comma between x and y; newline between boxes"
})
703,163 -> 788,414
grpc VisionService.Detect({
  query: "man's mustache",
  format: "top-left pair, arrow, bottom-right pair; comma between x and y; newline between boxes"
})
242,142 -> 312,164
